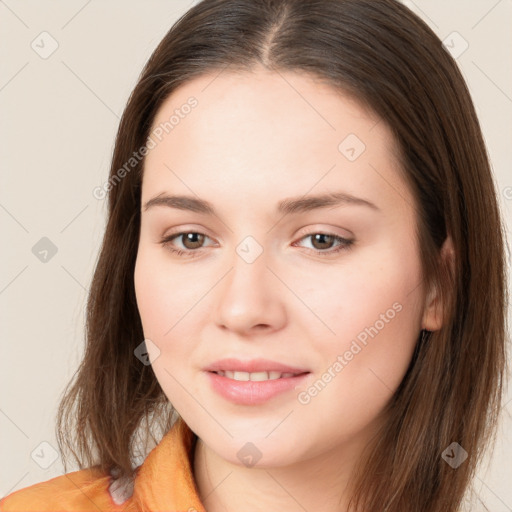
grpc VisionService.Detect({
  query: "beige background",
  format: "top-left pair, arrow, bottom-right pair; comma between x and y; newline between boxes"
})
1,0 -> 511,509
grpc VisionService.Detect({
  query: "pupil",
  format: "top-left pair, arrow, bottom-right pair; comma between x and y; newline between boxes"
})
184,233 -> 203,249
314,234 -> 333,249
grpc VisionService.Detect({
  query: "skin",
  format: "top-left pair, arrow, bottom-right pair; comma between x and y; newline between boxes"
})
134,65 -> 452,512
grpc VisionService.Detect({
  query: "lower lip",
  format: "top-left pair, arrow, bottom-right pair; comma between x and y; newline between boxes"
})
205,371 -> 310,405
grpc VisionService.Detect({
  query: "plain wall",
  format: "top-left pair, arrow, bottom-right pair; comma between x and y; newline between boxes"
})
1,0 -> 511,509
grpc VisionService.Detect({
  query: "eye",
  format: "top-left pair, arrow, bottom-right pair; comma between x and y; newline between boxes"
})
159,230 -> 354,258
293,232 -> 354,257
160,231 -> 214,257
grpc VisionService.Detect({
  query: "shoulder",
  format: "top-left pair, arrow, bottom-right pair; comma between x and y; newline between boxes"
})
0,467 -> 132,512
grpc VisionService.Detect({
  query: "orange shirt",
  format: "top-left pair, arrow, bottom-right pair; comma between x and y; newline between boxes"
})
0,416 -> 207,511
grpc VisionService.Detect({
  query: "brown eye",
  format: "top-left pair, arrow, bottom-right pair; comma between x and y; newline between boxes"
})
310,233 -> 337,250
160,230 -> 215,258
179,232 -> 206,250
294,232 -> 354,257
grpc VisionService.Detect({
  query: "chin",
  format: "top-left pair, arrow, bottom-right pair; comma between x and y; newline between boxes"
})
202,430 -> 305,469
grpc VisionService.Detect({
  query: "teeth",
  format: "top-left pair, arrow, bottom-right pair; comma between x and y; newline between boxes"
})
215,370 -> 299,381
249,371 -> 272,381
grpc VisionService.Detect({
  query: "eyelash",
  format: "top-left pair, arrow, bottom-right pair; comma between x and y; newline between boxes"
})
159,231 -> 354,258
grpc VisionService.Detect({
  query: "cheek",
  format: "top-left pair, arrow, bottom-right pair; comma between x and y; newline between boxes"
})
133,252 -> 169,339
133,246 -> 216,384
295,298 -> 422,447
134,249 -> 202,408
297,246 -> 423,427
134,246 -> 205,340
292,241 -> 423,344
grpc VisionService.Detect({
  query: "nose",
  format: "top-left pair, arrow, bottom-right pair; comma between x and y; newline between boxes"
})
214,246 -> 286,336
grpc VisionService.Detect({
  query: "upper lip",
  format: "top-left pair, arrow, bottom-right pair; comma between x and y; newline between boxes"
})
204,358 -> 310,374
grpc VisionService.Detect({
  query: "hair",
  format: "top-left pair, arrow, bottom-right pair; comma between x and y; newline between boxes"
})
55,0 -> 509,510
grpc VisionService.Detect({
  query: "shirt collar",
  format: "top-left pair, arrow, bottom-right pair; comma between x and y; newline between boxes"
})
131,415 -> 206,511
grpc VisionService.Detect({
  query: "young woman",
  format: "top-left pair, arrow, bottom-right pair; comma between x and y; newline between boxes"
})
1,0 -> 507,511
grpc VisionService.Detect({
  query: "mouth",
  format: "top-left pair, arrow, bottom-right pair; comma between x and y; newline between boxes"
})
204,359 -> 311,405
210,370 -> 309,381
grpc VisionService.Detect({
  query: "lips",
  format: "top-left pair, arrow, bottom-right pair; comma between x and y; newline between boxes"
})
214,370 -> 299,381
203,358 -> 311,405
203,357 -> 309,375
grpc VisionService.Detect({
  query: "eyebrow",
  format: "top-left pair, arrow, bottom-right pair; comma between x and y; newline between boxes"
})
143,191 -> 380,215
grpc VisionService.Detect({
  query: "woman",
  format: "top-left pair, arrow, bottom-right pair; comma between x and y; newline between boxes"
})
1,0 -> 507,511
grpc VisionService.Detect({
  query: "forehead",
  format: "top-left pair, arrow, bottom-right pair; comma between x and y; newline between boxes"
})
142,67 -> 412,217
148,67 -> 382,152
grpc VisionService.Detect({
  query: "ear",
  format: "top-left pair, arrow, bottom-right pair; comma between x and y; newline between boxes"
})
421,234 -> 455,331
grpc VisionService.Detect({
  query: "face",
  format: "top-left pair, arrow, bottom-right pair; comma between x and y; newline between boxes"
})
134,65 -> 437,469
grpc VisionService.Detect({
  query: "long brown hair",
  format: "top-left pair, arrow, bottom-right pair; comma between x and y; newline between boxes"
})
56,1 -> 509,510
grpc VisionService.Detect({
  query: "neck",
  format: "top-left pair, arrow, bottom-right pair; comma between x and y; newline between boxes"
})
192,433 -> 370,512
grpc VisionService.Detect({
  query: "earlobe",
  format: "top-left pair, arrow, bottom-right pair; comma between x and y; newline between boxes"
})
421,234 -> 455,332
